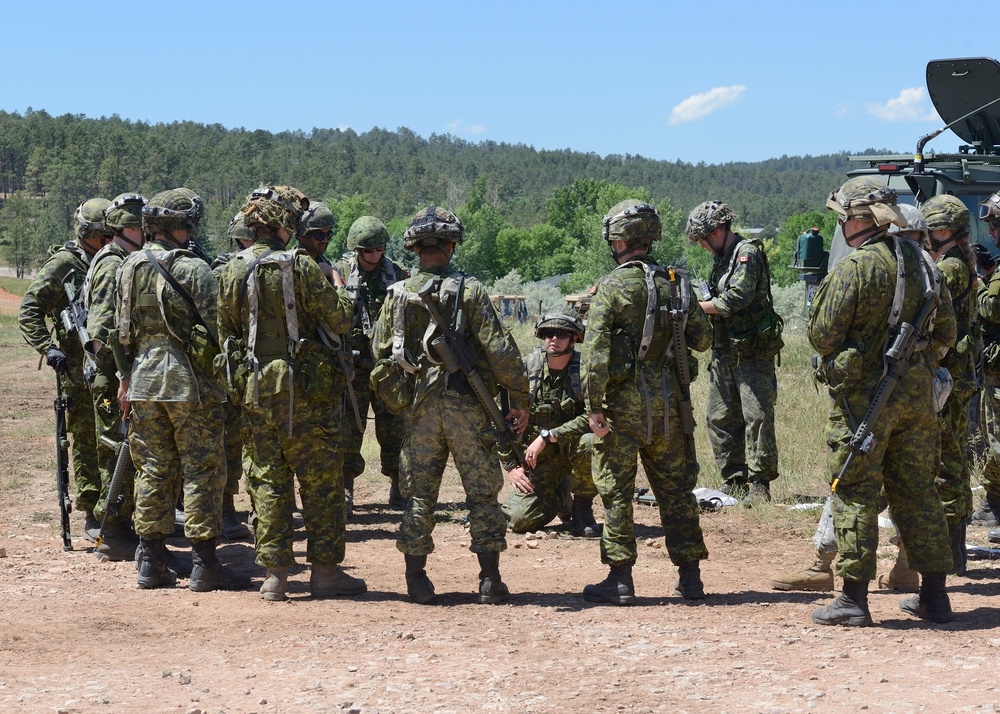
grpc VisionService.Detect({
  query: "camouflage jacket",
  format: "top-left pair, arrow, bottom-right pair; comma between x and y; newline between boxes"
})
937,246 -> 978,392
525,348 -> 589,444
979,270 -> 1000,374
809,233 -> 956,395
18,241 -> 92,388
332,252 -> 408,361
370,264 -> 529,411
217,239 -> 354,404
707,235 -> 776,355
84,241 -> 129,351
582,255 -> 712,442
117,239 -> 225,403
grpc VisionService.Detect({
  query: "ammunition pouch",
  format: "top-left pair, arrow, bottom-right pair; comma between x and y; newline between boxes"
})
813,347 -> 864,396
186,323 -> 219,376
729,303 -> 783,359
371,358 -> 415,415
608,332 -> 635,383
293,339 -> 345,395
215,336 -> 248,404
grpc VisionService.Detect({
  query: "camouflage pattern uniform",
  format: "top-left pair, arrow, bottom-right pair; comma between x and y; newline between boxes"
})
118,237 -> 227,543
371,263 -> 529,556
333,244 -> 408,497
19,238 -> 103,515
217,209 -> 355,570
501,347 -> 595,532
583,254 -> 713,569
979,267 -> 1000,512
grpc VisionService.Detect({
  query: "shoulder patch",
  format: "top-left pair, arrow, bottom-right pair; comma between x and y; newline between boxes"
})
589,284 -> 599,295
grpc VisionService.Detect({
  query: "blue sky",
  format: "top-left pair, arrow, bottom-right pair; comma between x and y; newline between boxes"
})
5,1 -> 990,164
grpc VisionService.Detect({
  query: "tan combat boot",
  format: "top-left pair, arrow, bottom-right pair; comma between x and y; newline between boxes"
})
260,566 -> 289,602
877,539 -> 919,593
770,550 -> 835,592
310,564 -> 367,598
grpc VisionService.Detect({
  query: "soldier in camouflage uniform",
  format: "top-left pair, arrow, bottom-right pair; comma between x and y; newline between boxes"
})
82,193 -> 146,560
334,216 -> 408,512
208,212 -> 255,541
581,199 -> 713,605
217,186 -> 366,602
974,190 -> 1000,528
502,308 -> 599,537
370,206 -> 529,605
809,177 -> 956,626
19,198 -> 114,538
117,188 -> 249,592
686,200 -> 782,502
920,195 -> 979,575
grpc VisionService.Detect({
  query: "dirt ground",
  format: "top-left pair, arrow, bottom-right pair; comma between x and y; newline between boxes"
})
1,289 -> 1000,714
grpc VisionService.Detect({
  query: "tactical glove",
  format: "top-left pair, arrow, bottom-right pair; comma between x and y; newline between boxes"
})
46,346 -> 68,374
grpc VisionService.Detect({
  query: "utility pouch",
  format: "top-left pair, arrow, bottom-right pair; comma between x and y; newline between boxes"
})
187,323 -> 219,376
371,358 -> 415,415
608,332 -> 635,383
814,347 -> 864,396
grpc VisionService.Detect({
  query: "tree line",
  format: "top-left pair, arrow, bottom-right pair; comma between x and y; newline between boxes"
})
0,108 -> 858,285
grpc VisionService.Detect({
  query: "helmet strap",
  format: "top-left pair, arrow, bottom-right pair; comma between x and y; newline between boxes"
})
114,228 -> 143,251
843,222 -> 882,247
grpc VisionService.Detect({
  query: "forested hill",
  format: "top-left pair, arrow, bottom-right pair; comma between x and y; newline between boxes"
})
0,108 -> 874,287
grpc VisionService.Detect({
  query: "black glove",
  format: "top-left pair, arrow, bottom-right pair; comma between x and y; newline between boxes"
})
45,346 -> 68,374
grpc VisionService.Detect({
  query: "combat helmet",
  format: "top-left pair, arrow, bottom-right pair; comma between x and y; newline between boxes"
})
240,185 -> 309,241
920,194 -> 970,232
603,199 -> 661,244
403,206 -> 463,250
534,308 -> 585,341
227,211 -> 254,245
103,193 -> 145,231
299,201 -> 335,237
979,190 -> 1000,224
142,188 -> 203,236
685,200 -> 735,242
74,198 -> 114,240
826,176 -> 906,229
888,203 -> 931,250
348,216 -> 390,251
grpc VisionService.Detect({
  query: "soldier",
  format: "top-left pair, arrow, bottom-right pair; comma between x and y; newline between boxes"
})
503,308 -> 600,537
920,195 -> 979,574
82,193 -> 146,560
117,188 -> 249,592
334,216 -> 408,513
685,200 -> 782,501
217,186 -> 366,602
974,190 -> 1000,528
19,198 -> 113,538
209,212 -> 255,541
809,177 -> 956,626
370,206 -> 529,605
581,199 -> 713,605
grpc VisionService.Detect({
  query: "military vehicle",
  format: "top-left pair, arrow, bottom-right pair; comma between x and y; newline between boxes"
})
491,294 -> 528,322
831,57 -> 1000,264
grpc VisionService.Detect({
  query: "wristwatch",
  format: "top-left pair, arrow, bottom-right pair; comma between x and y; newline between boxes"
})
540,429 -> 556,444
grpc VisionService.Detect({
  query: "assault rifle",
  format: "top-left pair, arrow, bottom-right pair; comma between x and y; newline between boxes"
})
53,372 -> 73,551
667,267 -> 697,461
94,417 -> 132,548
187,238 -> 213,265
416,278 -> 532,475
60,280 -> 97,382
831,288 -> 940,493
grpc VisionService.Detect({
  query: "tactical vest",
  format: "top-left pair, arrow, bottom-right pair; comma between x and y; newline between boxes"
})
82,243 -> 126,311
47,242 -> 90,322
388,272 -> 465,376
118,247 -> 199,344
344,253 -> 403,337
711,237 -> 783,358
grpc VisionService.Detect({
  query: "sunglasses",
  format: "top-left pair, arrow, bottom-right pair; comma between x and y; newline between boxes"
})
358,246 -> 384,255
306,230 -> 332,242
539,330 -> 571,340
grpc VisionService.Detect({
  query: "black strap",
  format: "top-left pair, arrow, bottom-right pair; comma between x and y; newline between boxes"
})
142,248 -> 218,348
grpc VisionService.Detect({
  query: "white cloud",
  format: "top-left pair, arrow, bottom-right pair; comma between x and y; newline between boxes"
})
447,120 -> 487,135
669,85 -> 746,125
834,102 -> 852,118
867,87 -> 938,122
335,124 -> 351,132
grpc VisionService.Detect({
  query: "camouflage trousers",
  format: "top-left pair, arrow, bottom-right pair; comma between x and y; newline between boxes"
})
936,385 -> 976,523
705,352 -> 778,486
59,374 -> 100,512
502,433 -> 596,533
980,373 -> 1000,498
827,378 -> 953,581
592,400 -> 708,567
91,360 -> 134,526
244,393 -> 345,568
129,399 -> 225,542
398,389 -> 507,556
222,401 -> 244,495
341,367 -> 404,479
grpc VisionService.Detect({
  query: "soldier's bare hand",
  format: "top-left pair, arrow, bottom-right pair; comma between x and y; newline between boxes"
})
525,436 -> 547,468
507,408 -> 529,435
507,466 -> 534,494
589,412 -> 610,438
117,378 -> 131,419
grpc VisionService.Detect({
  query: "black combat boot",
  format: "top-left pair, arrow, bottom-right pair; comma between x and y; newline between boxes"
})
137,537 -> 177,590
556,477 -> 572,524
948,522 -> 967,576
220,492 -> 250,540
811,579 -> 873,627
404,554 -> 435,604
571,496 -> 601,538
970,491 -> 1000,526
900,573 -> 955,623
343,470 -> 356,519
84,509 -> 101,542
674,560 -> 706,600
387,472 -> 407,511
583,563 -> 636,605
189,537 -> 251,592
94,520 -> 139,562
477,552 -> 510,604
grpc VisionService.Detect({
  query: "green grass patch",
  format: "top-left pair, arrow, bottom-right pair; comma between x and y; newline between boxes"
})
0,276 -> 30,296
